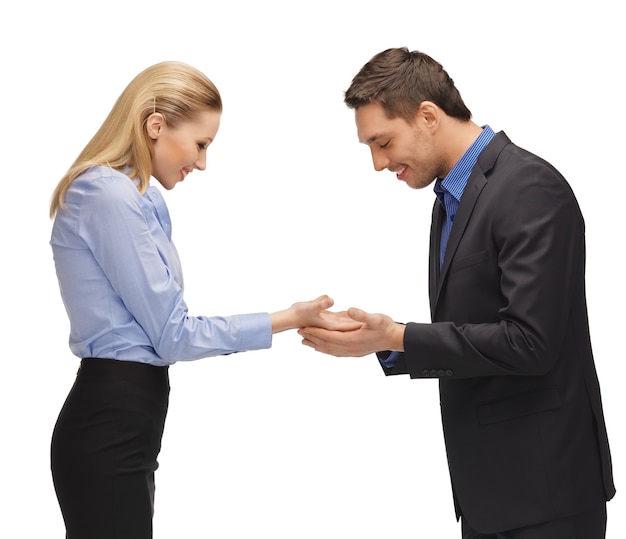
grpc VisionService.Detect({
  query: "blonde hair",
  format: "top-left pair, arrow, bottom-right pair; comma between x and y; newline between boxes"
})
49,61 -> 222,217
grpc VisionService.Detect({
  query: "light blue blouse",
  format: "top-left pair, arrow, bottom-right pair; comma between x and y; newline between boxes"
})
51,166 -> 271,366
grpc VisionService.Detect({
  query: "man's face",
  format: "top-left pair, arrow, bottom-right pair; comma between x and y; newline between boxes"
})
355,101 -> 442,189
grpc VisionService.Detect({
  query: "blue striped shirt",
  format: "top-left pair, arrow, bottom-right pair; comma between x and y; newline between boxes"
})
434,125 -> 496,268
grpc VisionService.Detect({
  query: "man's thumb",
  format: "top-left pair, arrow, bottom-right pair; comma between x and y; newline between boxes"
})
347,307 -> 369,324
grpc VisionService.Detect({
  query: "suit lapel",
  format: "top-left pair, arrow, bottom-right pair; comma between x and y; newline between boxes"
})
439,168 -> 487,282
429,200 -> 444,317
430,131 -> 512,314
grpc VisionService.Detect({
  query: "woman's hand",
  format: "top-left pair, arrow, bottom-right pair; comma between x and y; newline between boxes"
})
270,295 -> 362,334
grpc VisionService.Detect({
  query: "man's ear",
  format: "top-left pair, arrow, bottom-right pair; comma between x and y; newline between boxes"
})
417,101 -> 440,129
146,113 -> 166,140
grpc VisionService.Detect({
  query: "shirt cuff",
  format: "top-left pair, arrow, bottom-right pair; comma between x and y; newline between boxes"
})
236,312 -> 273,351
379,350 -> 401,368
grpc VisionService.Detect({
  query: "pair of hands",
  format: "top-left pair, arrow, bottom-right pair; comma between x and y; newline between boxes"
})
279,295 -> 405,358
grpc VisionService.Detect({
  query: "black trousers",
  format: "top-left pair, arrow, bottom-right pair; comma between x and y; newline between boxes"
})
461,504 -> 607,539
51,358 -> 170,539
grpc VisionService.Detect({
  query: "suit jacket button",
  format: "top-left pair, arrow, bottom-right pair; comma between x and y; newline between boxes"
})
446,370 -> 453,377
422,369 -> 430,377
438,369 -> 446,377
430,369 -> 438,377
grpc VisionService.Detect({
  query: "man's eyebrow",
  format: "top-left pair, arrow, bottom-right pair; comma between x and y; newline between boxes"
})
363,133 -> 382,145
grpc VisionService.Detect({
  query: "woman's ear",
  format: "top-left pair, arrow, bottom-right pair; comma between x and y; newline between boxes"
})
146,113 -> 166,140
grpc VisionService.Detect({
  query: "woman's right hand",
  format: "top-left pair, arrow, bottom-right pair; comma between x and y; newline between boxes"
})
270,295 -> 362,334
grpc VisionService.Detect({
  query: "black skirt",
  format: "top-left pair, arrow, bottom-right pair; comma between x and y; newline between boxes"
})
51,358 -> 170,539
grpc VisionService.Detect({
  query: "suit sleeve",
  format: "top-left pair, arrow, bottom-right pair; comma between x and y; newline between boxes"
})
397,159 -> 586,379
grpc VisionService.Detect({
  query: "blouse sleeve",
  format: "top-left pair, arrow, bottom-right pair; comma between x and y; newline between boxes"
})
76,174 -> 271,363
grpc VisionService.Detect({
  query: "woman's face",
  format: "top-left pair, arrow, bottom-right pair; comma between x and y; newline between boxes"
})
149,109 -> 221,190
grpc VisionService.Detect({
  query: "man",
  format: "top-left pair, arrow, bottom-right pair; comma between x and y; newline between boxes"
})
298,47 -> 615,538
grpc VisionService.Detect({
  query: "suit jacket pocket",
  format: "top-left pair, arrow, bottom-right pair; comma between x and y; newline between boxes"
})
477,387 -> 561,425
449,249 -> 488,274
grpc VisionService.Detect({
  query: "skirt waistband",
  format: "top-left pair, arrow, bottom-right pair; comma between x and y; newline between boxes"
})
79,357 -> 169,382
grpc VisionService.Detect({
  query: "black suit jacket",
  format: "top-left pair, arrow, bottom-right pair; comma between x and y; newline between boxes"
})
381,132 -> 615,533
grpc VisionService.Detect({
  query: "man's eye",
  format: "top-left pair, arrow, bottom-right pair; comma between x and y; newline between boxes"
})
380,141 -> 390,149
198,142 -> 208,150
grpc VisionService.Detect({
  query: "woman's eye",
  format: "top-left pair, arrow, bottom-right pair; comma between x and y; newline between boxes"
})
197,142 -> 208,151
380,141 -> 390,149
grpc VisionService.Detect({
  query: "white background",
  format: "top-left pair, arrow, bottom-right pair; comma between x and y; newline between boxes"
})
1,1 -> 624,537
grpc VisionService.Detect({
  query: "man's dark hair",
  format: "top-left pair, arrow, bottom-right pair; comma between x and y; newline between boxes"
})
344,47 -> 472,123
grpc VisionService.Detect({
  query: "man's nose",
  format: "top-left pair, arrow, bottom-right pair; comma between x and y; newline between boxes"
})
371,147 -> 389,172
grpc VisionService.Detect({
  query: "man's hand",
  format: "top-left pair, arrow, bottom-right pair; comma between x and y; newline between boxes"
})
298,307 -> 405,357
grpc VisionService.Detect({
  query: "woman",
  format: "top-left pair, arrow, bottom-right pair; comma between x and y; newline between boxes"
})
49,61 -> 350,538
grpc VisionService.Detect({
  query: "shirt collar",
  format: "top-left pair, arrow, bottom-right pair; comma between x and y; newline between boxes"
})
434,125 -> 496,202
